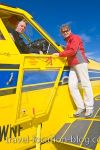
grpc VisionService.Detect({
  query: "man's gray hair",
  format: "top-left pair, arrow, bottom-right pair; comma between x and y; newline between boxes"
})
18,19 -> 28,25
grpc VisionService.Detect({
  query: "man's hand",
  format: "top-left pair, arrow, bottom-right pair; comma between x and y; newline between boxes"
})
52,53 -> 59,56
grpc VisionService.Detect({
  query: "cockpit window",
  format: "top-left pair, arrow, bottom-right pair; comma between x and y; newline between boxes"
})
3,16 -> 58,54
20,23 -> 58,54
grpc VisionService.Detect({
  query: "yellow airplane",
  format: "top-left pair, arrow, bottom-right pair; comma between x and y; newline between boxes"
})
0,3 -> 100,150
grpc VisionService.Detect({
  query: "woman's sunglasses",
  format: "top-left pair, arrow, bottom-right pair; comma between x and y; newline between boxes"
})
61,30 -> 69,34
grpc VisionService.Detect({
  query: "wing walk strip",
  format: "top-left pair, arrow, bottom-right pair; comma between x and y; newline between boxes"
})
53,101 -> 100,150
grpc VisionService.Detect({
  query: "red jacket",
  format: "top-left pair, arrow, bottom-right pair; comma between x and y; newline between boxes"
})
59,33 -> 88,66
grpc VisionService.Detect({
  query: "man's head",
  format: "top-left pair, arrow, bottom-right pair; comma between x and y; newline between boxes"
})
15,20 -> 27,34
60,24 -> 71,38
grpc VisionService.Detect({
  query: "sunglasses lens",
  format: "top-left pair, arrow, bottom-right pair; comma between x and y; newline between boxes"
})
62,30 -> 68,33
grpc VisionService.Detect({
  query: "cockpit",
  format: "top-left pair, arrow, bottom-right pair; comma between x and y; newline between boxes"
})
0,5 -> 62,55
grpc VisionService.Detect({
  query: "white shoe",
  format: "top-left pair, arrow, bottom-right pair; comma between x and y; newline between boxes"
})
85,109 -> 94,117
74,108 -> 85,117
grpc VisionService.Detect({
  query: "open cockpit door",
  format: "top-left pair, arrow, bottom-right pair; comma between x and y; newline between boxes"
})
15,55 -> 66,124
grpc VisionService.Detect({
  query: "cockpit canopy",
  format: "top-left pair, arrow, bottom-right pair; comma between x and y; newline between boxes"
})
0,3 -> 63,54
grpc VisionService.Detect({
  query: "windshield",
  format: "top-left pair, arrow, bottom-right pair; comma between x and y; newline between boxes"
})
20,22 -> 58,54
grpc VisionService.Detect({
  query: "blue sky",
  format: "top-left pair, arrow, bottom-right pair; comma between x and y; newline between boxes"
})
1,0 -> 100,62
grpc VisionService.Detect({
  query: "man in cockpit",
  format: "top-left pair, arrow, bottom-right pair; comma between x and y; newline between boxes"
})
7,19 -> 39,54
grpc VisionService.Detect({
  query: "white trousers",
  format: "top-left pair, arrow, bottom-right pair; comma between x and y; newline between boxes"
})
68,63 -> 94,110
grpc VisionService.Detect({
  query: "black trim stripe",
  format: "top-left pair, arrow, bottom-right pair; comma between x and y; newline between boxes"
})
63,67 -> 100,72
59,78 -> 100,86
22,83 -> 54,92
82,121 -> 100,149
90,78 -> 100,81
59,82 -> 68,86
0,88 -> 16,96
64,66 -> 70,70
0,64 -> 19,69
89,69 -> 100,72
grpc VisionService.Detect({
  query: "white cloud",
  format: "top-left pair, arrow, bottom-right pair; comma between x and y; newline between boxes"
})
80,33 -> 91,43
96,58 -> 100,62
86,51 -> 95,57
